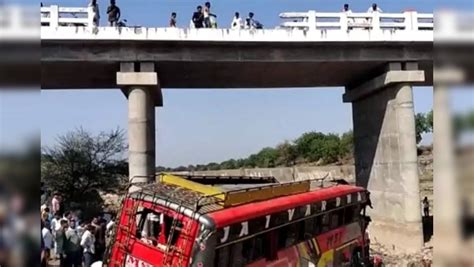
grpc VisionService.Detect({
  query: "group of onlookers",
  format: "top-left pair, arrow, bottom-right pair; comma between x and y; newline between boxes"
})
89,0 -> 121,27
41,193 -> 116,267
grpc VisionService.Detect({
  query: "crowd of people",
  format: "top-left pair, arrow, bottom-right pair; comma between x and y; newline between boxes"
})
40,193 -> 116,267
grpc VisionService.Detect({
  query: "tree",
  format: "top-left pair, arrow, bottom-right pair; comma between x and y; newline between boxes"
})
255,147 -> 279,168
220,159 -> 237,170
276,141 -> 298,166
295,132 -> 326,161
340,130 -> 353,156
42,128 -> 127,217
415,112 -> 431,144
206,162 -> 220,170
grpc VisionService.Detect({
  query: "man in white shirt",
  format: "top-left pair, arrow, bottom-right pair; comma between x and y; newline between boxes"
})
367,3 -> 383,13
231,12 -> 242,29
81,224 -> 96,267
41,221 -> 53,260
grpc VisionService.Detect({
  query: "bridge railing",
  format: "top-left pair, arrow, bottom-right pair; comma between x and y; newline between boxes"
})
279,11 -> 434,31
41,5 -> 93,28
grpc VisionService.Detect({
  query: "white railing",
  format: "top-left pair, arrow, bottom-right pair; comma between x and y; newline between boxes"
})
279,11 -> 434,31
41,5 -> 93,28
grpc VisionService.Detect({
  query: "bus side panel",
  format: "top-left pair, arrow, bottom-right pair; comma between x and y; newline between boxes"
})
246,222 -> 363,267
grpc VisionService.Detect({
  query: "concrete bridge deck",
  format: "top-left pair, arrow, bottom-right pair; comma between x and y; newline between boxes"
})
40,7 -> 435,89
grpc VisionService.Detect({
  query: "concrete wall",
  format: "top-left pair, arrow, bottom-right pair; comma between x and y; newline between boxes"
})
174,165 -> 355,183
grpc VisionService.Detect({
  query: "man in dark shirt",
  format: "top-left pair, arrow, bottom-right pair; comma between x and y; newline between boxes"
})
192,5 -> 204,28
169,12 -> 177,27
107,0 -> 121,26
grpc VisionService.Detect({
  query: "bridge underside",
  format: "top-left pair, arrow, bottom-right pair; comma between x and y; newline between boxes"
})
41,41 -> 433,89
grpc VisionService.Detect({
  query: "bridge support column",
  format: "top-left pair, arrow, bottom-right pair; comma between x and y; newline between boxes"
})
117,62 -> 163,186
343,62 -> 425,253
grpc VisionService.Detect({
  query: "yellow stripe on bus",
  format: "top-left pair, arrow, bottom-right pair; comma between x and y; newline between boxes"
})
159,173 -> 225,200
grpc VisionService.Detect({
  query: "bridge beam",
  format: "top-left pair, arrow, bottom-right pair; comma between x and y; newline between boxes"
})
344,62 -> 424,253
117,62 -> 161,186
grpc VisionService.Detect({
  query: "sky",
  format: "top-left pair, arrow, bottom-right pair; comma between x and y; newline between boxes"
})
1,0 -> 474,167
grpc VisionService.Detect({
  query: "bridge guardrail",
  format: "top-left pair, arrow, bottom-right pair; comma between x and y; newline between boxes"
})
41,5 -> 93,28
279,10 -> 434,31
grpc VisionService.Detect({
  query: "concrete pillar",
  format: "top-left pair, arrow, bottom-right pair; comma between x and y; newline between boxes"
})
127,86 -> 156,184
432,68 -> 464,263
117,62 -> 162,185
344,62 -> 425,253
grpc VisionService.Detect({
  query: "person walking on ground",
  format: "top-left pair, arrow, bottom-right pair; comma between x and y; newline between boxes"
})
89,0 -> 100,26
169,12 -> 177,27
65,219 -> 83,267
55,220 -> 69,267
231,12 -> 242,29
81,224 -> 96,267
422,196 -> 430,217
192,5 -> 204,28
107,0 -> 121,26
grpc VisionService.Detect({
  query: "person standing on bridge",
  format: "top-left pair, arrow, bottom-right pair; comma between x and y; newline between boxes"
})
89,0 -> 100,26
367,3 -> 383,13
107,0 -> 121,27
169,12 -> 177,27
203,2 -> 216,28
192,5 -> 204,28
231,12 -> 242,29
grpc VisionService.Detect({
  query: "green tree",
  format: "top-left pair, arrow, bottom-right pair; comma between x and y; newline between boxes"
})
415,112 -> 431,144
220,159 -> 237,169
340,130 -> 354,156
206,162 -> 220,170
42,128 -> 127,217
276,141 -> 298,166
295,132 -> 326,162
255,147 -> 279,168
426,110 -> 433,131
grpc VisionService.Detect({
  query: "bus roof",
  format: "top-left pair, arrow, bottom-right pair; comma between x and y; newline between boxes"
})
207,184 -> 365,228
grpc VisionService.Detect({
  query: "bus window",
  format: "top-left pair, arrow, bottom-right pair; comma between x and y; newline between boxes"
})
277,223 -> 298,248
215,245 -> 231,266
321,213 -> 330,233
135,208 -> 183,248
344,206 -> 355,224
136,208 -> 161,246
243,234 -> 265,262
163,215 -> 183,246
304,217 -> 315,238
330,211 -> 340,229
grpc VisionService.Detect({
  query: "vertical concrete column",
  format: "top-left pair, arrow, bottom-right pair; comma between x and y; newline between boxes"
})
396,83 -> 422,224
344,62 -> 425,253
433,78 -> 462,262
117,62 -> 161,185
127,86 -> 156,184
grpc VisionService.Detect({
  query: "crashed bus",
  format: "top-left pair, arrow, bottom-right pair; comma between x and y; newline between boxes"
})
106,174 -> 372,266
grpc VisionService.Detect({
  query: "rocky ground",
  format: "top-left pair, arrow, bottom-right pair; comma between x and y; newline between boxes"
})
370,241 -> 433,267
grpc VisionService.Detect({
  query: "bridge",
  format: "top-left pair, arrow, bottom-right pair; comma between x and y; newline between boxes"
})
36,5 -> 473,253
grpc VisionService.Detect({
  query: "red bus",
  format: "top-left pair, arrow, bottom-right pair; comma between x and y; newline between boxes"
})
106,174 -> 371,267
